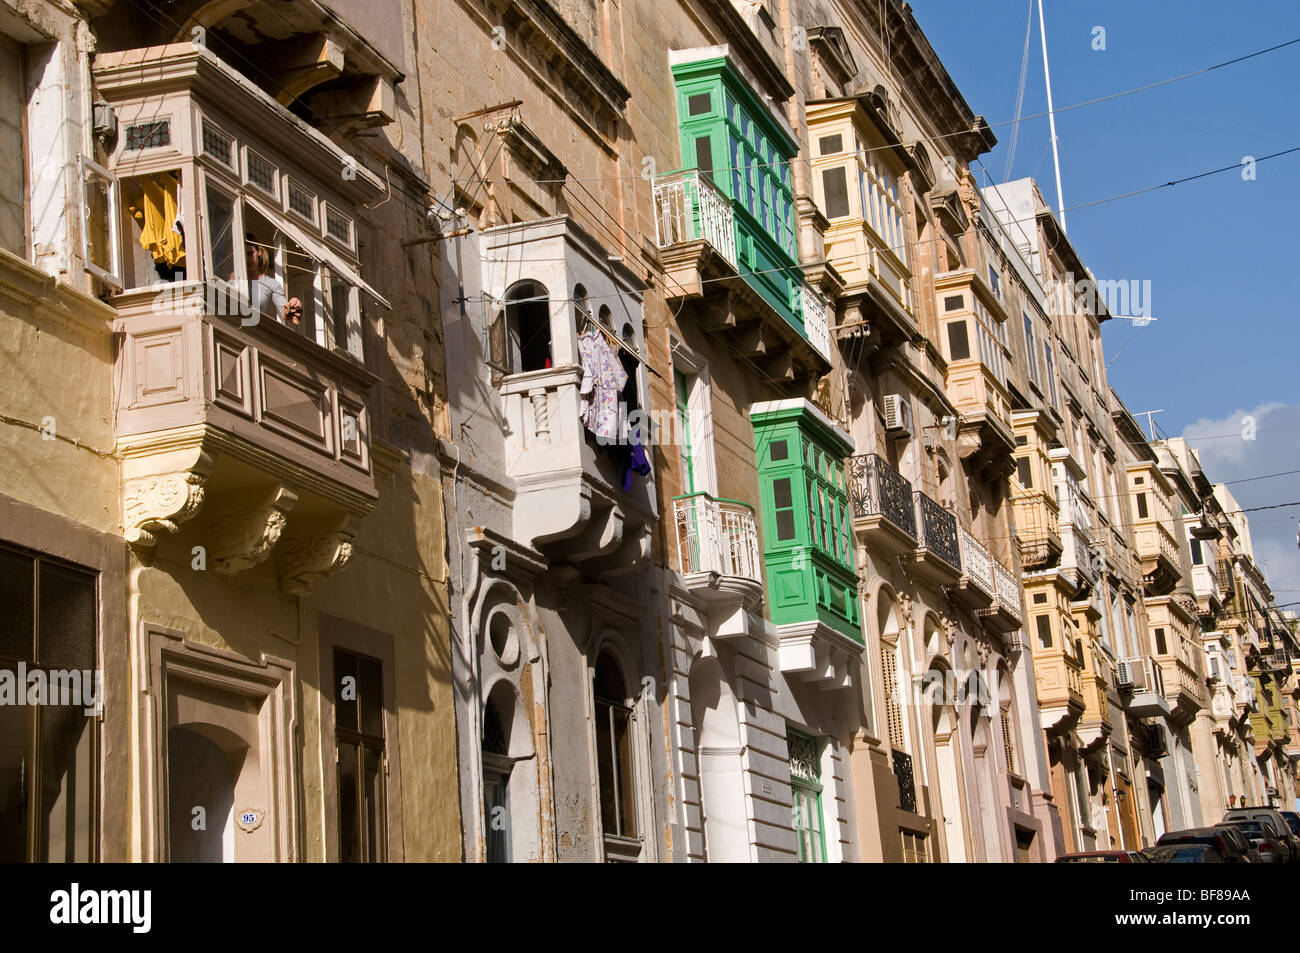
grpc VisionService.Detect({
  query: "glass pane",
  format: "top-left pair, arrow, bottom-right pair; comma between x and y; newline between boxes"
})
687,93 -> 711,116
947,321 -> 971,361
38,704 -> 94,862
484,771 -> 510,863
0,701 -> 28,861
337,740 -> 359,862
206,184 -> 237,282
595,703 -> 617,834
363,744 -> 385,862
37,561 -> 95,671
770,439 -> 787,462
358,655 -> 383,739
0,548 -> 34,662
821,166 -> 849,218
330,277 -> 352,352
613,708 -> 637,838
282,238 -> 317,336
334,650 -> 357,730
772,477 -> 792,510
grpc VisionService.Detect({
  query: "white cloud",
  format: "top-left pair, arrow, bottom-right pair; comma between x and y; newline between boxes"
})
1182,402 -> 1300,599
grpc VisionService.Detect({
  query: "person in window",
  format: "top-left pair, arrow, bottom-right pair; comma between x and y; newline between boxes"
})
244,236 -> 302,326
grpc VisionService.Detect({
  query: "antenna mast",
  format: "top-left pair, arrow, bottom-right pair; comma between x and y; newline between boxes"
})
1037,0 -> 1067,232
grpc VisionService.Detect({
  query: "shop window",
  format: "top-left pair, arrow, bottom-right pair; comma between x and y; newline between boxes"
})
0,546 -> 98,862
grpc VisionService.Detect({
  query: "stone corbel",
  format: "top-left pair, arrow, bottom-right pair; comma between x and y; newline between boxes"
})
123,449 -> 215,549
207,486 -> 299,574
279,525 -> 355,596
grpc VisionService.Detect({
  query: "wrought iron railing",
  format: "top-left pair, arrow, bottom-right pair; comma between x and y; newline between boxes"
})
846,454 -> 915,536
958,527 -> 995,597
892,748 -> 917,813
652,169 -> 737,270
673,492 -> 761,582
797,283 -> 833,362
914,491 -> 960,570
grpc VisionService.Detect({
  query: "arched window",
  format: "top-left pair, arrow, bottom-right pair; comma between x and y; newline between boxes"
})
593,651 -> 640,858
482,685 -> 515,863
491,281 -> 551,376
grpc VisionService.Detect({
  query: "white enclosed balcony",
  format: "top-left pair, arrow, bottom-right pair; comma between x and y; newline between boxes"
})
481,216 -> 656,573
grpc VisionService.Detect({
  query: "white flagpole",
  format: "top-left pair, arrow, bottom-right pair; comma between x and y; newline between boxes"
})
1037,0 -> 1067,232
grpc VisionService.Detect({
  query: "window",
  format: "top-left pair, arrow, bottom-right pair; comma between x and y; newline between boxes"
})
334,649 -> 387,862
901,830 -> 928,863
491,281 -> 551,376
1023,313 -> 1039,383
988,264 -> 1001,299
674,370 -> 696,493
817,134 -> 842,155
694,136 -> 714,178
1001,708 -> 1017,774
593,653 -> 640,857
1136,493 -> 1149,520
201,118 -> 235,170
1154,628 -> 1167,655
1036,614 -> 1053,649
787,728 -> 825,863
944,295 -> 964,311
688,93 -> 712,116
1017,457 -> 1034,490
481,698 -> 512,864
946,320 -> 971,361
0,546 -> 98,862
204,177 -> 239,283
1191,539 -> 1204,565
0,35 -> 25,256
772,477 -> 796,541
820,166 -> 850,219
1043,342 -> 1057,406
881,645 -> 906,751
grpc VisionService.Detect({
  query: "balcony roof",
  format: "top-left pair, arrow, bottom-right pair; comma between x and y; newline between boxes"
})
751,398 -> 854,455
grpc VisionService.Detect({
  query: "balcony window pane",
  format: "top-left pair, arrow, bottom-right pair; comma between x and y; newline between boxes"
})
202,119 -> 234,169
287,179 -> 317,225
694,137 -> 713,178
1036,614 -> 1053,649
1155,627 -> 1167,655
821,166 -> 849,219
337,740 -> 360,861
0,38 -> 25,255
245,149 -> 277,196
122,171 -> 186,285
1136,493 -> 1149,519
946,321 -> 971,361
362,745 -> 385,861
1191,540 -> 1203,565
283,237 -> 318,335
687,93 -> 711,116
1017,457 -> 1033,490
125,119 -> 170,151
205,181 -> 237,281
817,134 -> 842,156
325,205 -> 353,249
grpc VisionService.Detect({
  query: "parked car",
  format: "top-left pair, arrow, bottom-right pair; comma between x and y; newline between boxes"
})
1155,827 -> 1250,862
1275,809 -> 1300,838
1214,825 -> 1262,863
1220,819 -> 1289,864
1222,807 -> 1300,861
1055,850 -> 1147,863
1143,844 -> 1226,863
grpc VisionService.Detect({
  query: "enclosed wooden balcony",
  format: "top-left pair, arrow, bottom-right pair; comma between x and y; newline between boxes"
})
652,169 -> 830,380
1034,649 -> 1086,734
1012,489 -> 1062,569
847,453 -> 916,556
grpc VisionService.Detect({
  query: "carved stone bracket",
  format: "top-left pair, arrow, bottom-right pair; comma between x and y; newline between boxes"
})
123,450 -> 215,548
279,526 -> 354,596
207,486 -> 299,574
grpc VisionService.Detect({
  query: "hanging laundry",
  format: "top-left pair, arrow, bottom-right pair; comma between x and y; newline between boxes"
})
130,172 -> 186,269
577,328 -> 627,441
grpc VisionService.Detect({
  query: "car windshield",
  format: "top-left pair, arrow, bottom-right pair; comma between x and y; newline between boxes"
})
1147,845 -> 1212,863
1232,822 -> 1266,837
1280,813 -> 1300,835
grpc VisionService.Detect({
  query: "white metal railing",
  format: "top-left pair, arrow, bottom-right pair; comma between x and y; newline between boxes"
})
798,283 -> 833,362
673,492 -> 761,583
959,527 -> 995,597
653,169 -> 736,270
993,559 -> 1022,620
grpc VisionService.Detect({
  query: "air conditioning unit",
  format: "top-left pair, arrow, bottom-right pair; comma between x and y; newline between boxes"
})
1147,724 -> 1168,758
883,394 -> 913,436
1117,659 -> 1147,692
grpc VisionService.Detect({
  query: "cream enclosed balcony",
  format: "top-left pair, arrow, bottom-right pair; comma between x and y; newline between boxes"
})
1127,463 -> 1181,595
980,558 -> 1024,632
91,43 -> 395,592
1035,650 -> 1086,734
482,216 -> 656,573
950,526 -> 995,611
847,453 -> 916,556
1012,489 -> 1062,570
1191,562 -> 1223,612
651,168 -> 830,381
673,492 -> 763,639
909,491 -> 962,586
805,95 -> 918,340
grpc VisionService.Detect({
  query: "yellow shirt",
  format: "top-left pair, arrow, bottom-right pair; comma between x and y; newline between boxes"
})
132,173 -> 186,268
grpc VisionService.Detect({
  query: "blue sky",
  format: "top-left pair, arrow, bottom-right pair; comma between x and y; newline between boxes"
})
912,1 -> 1300,593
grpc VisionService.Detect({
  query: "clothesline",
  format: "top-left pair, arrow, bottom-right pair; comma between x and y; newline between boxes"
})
579,312 -> 663,380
